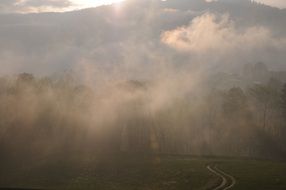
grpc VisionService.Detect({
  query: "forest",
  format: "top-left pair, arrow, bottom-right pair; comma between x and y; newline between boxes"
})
1,61 -> 286,170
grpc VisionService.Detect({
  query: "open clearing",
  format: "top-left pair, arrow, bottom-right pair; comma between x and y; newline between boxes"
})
0,155 -> 286,190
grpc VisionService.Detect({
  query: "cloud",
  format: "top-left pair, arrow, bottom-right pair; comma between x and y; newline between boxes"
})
205,0 -> 217,2
0,0 -> 72,13
0,0 -> 18,13
161,13 -> 286,66
22,0 -> 72,8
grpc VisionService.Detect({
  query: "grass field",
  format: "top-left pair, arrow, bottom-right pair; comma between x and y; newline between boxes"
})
1,154 -> 286,190
218,159 -> 286,190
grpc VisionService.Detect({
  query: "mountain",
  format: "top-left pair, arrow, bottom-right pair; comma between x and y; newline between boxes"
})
0,0 -> 285,75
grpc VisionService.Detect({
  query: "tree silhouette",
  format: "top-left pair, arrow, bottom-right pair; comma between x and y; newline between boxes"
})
281,84 -> 286,120
223,87 -> 247,118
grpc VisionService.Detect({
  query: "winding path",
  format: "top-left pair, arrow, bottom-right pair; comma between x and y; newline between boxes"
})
207,165 -> 236,190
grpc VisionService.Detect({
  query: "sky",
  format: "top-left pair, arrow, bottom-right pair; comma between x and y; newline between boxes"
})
0,0 -> 125,13
0,0 -> 285,14
71,0 -> 124,9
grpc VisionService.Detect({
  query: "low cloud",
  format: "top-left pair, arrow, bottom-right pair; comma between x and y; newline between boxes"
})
255,0 -> 286,9
161,13 -> 286,66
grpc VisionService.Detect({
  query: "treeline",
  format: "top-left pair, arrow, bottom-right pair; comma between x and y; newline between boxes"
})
0,73 -> 286,166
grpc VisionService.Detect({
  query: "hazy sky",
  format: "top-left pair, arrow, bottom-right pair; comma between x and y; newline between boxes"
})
0,0 -> 285,13
71,0 -> 124,9
0,0 -> 124,13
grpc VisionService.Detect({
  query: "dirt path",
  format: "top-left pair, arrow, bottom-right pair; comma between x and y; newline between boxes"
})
207,165 -> 236,190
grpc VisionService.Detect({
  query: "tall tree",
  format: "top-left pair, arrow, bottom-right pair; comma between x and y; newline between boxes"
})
281,83 -> 286,120
223,87 -> 248,118
249,84 -> 279,130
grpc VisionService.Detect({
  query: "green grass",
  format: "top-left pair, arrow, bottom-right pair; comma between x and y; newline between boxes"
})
0,154 -> 216,190
219,159 -> 286,190
1,154 -> 286,190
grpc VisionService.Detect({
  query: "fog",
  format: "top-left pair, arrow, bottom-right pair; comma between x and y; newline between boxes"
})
1,1 -> 286,179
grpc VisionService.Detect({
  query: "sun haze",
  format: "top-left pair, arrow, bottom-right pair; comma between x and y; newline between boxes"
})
71,0 -> 125,9
0,0 -> 125,13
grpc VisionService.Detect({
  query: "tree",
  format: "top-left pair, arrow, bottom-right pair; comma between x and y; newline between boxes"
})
249,82 -> 280,130
281,83 -> 286,120
223,87 -> 248,118
222,87 -> 254,155
17,73 -> 34,83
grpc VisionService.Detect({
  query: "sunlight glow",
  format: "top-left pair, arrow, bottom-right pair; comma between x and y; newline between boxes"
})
72,0 -> 125,9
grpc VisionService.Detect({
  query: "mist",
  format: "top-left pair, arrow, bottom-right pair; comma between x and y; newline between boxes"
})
1,0 -> 286,188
